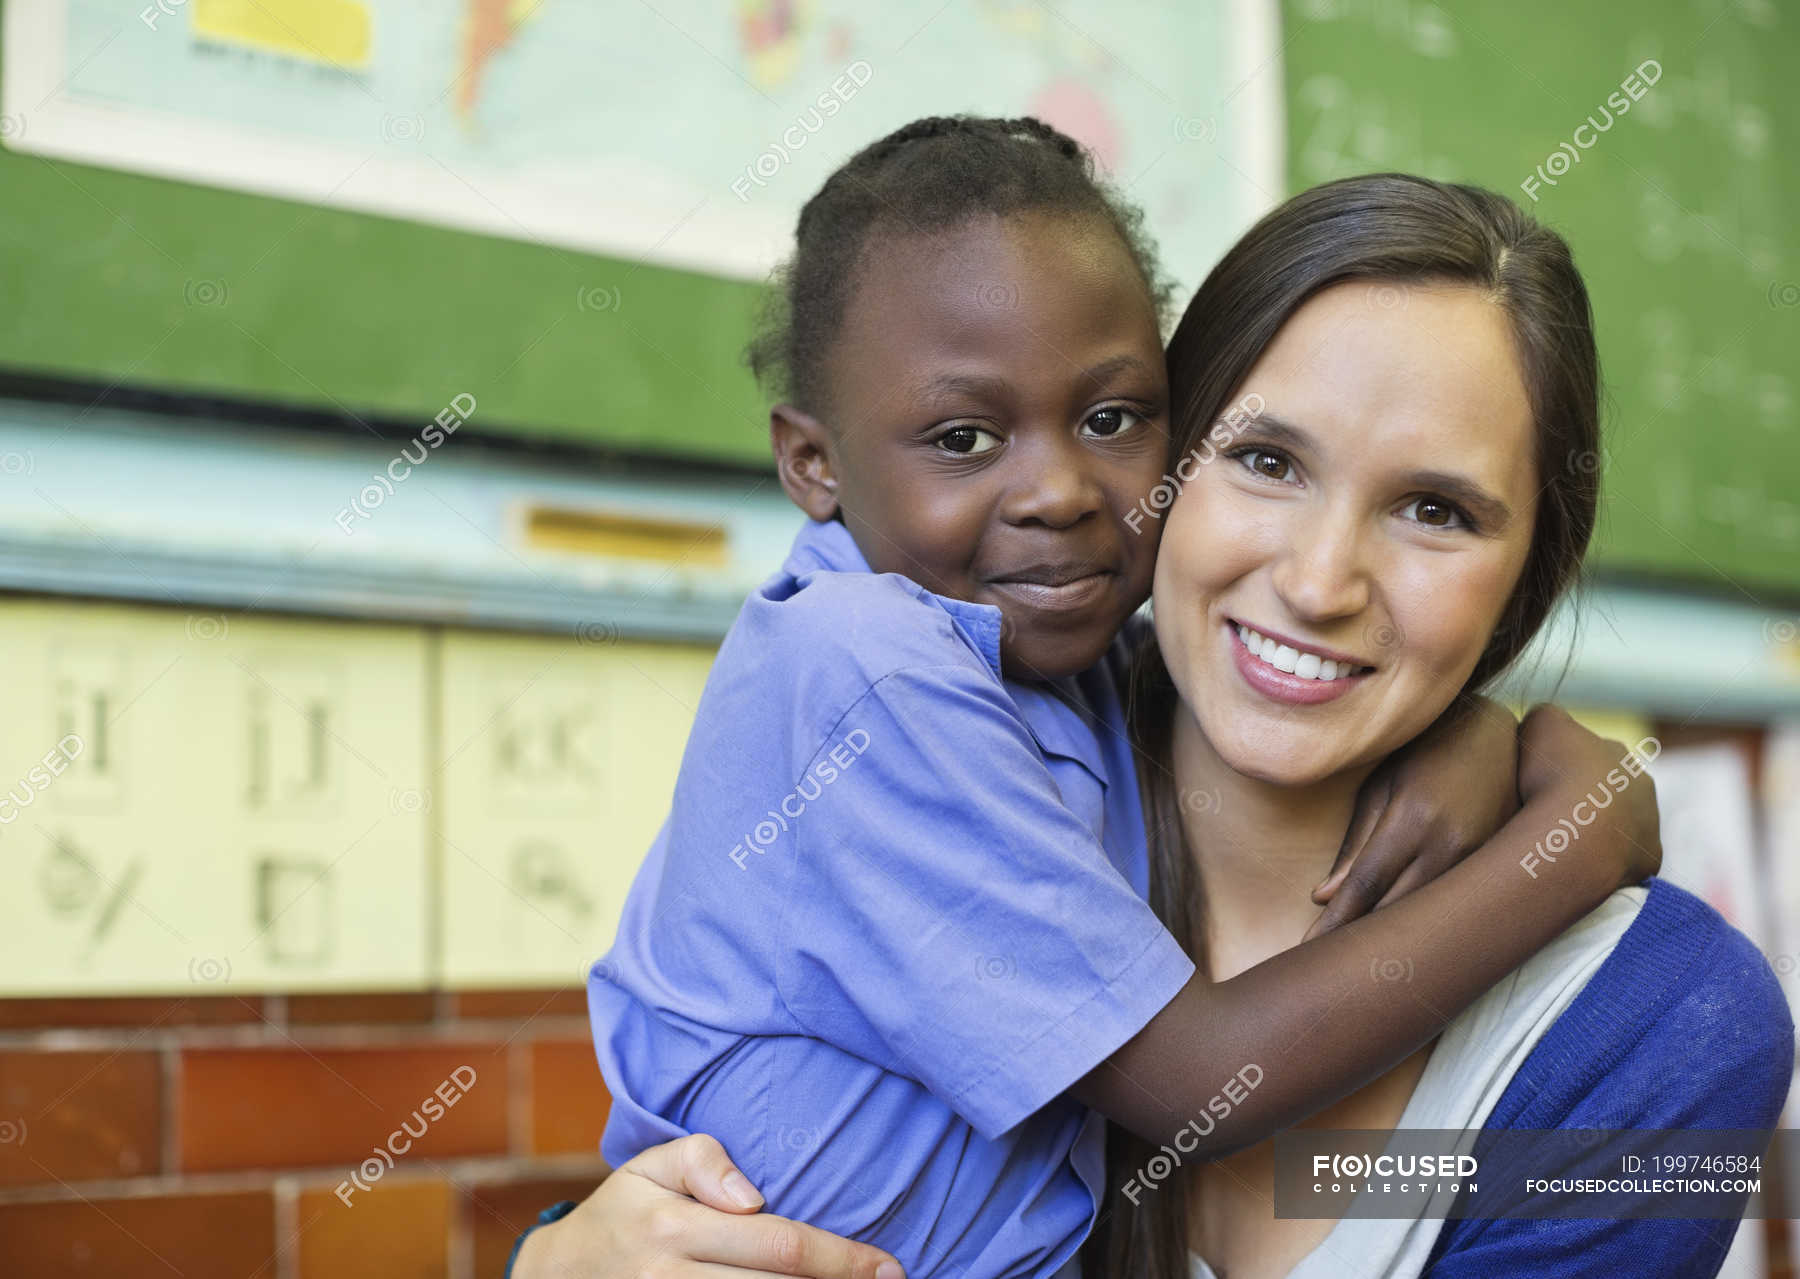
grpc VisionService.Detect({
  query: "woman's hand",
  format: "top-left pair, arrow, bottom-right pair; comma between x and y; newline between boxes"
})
513,1134 -> 904,1279
1304,695 -> 1521,938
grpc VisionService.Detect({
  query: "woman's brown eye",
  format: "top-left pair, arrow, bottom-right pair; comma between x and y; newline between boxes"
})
1254,451 -> 1288,479
1417,499 -> 1451,525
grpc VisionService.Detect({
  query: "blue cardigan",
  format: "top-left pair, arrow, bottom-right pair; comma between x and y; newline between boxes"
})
1423,875 -> 1794,1276
509,877 -> 1794,1277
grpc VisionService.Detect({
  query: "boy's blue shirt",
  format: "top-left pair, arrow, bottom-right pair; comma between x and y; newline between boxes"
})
589,516 -> 1195,1277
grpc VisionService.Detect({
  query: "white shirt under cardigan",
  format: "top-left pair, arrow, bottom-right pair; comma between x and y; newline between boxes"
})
1184,884 -> 1649,1279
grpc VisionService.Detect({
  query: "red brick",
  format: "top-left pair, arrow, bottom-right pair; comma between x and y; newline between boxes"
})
529,1039 -> 611,1156
0,995 -> 263,1030
0,1189 -> 275,1278
452,988 -> 587,1020
179,1043 -> 509,1172
466,1170 -> 611,1278
296,1177 -> 450,1279
0,1050 -> 160,1187
286,993 -> 437,1026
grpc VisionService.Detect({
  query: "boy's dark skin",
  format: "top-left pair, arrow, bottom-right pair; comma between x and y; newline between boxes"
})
770,210 -> 1660,1157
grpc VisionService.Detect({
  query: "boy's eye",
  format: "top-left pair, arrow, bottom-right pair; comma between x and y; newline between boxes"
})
1079,406 -> 1145,438
1234,447 -> 1293,481
938,424 -> 1001,455
1398,496 -> 1470,531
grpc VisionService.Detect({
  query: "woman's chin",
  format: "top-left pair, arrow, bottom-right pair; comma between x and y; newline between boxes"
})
1208,728 -> 1345,789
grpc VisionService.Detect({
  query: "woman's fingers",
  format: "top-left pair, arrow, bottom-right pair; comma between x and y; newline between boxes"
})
621,1133 -> 764,1212
640,1199 -> 904,1279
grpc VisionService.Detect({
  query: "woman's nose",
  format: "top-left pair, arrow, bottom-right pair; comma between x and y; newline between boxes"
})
1269,513 -> 1371,621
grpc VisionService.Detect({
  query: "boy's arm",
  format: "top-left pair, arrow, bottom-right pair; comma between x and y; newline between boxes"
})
1071,705 -> 1661,1157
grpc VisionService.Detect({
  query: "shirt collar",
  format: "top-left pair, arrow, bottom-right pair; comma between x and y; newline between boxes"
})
782,517 -> 1008,678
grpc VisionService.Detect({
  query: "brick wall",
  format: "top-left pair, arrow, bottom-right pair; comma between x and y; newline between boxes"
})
0,988 -> 611,1278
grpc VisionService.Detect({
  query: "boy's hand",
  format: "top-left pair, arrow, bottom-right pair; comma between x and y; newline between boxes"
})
1303,696 -> 1519,940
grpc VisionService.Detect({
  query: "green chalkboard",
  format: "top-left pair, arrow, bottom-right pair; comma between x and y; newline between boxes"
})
0,16 -> 771,465
1279,0 -> 1799,594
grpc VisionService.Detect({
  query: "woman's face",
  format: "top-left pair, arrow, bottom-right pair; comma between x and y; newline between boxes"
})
1152,279 -> 1540,787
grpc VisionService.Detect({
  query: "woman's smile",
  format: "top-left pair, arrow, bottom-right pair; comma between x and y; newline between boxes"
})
1224,619 -> 1374,706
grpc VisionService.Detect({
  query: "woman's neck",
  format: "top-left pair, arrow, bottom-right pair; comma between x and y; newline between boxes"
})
1168,703 -> 1377,980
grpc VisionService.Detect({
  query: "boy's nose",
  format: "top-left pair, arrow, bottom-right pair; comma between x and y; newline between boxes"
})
999,437 -> 1106,529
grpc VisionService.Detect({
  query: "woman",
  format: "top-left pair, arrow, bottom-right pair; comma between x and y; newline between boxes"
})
516,175 -> 1793,1278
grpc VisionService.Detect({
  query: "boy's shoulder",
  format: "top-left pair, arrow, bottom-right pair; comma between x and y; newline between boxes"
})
736,557 -> 1005,692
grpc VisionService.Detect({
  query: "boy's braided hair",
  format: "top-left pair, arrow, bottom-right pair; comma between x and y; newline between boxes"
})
746,114 -> 1175,414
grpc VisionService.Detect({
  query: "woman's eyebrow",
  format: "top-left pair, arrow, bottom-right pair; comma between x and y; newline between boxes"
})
1236,413 -> 1514,529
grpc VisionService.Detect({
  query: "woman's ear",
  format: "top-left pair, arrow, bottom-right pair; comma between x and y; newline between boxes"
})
769,403 -> 841,522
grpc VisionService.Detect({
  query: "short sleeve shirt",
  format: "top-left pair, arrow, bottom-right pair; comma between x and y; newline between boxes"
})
590,517 -> 1194,1277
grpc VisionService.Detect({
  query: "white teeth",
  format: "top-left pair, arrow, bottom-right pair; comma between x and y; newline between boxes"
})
1234,624 -> 1362,681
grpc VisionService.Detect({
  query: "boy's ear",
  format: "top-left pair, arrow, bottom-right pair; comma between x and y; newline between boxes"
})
769,403 -> 841,522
